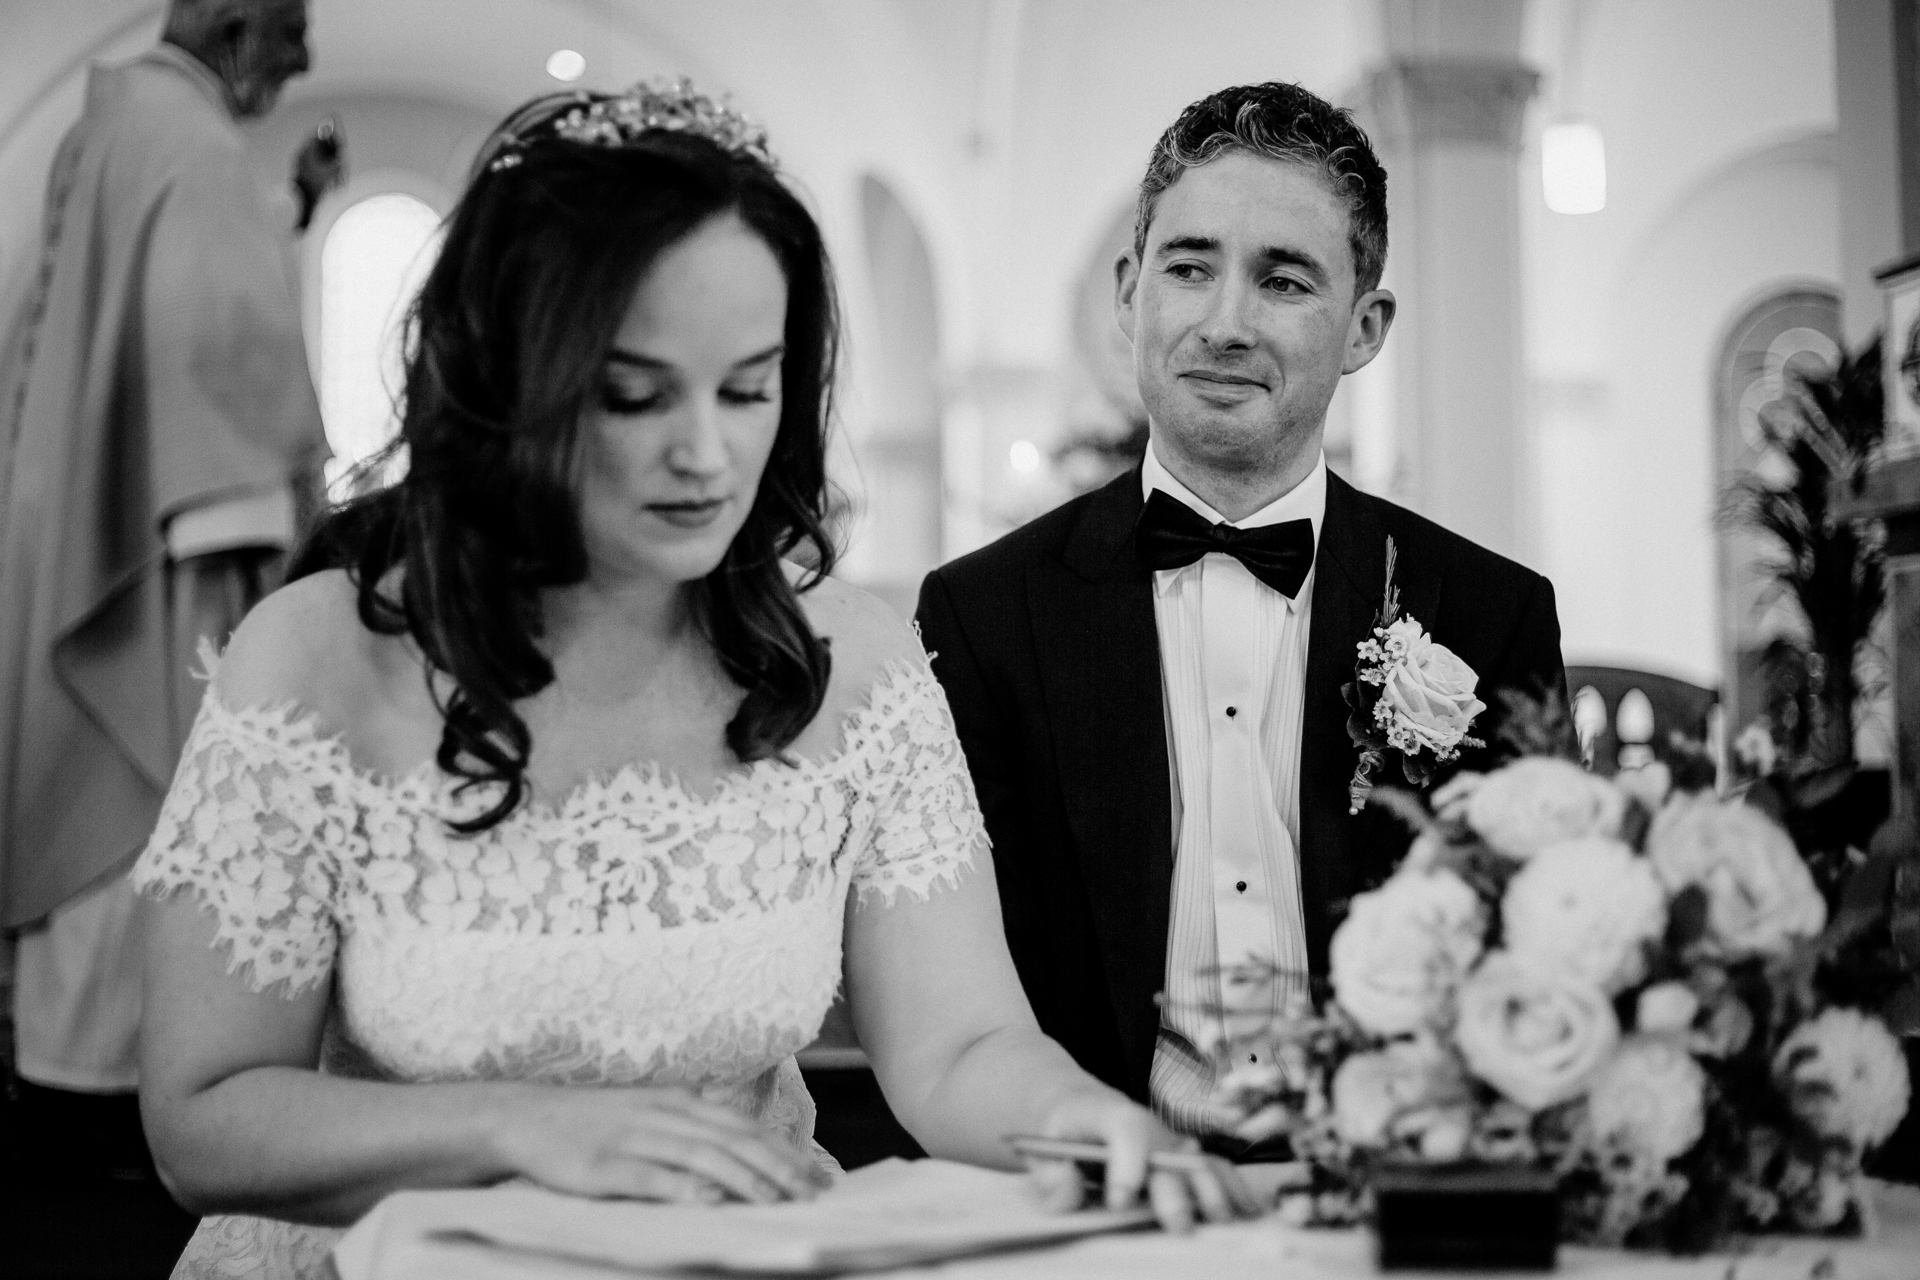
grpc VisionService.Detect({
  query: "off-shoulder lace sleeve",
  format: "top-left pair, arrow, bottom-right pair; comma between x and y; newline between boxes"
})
848,659 -> 989,906
130,690 -> 354,997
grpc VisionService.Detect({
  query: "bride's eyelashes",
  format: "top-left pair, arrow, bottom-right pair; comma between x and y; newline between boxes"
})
597,382 -> 775,416
600,386 -> 665,415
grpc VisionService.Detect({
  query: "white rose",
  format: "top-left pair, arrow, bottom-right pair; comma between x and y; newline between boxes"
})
1501,837 -> 1667,995
1330,1039 -> 1470,1149
1455,951 -> 1620,1111
1376,617 -> 1486,757
1733,721 -> 1778,777
1635,982 -> 1700,1035
1330,868 -> 1486,1036
1466,758 -> 1627,861
1586,1035 -> 1708,1165
1773,1007 -> 1912,1153
1646,793 -> 1826,958
1613,761 -> 1673,813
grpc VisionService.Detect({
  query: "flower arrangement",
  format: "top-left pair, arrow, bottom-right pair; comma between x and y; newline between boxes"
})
1343,539 -> 1486,814
1211,738 -> 1912,1251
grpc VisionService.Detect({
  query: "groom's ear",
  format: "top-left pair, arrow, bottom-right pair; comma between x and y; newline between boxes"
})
1341,288 -> 1396,375
1114,249 -> 1141,343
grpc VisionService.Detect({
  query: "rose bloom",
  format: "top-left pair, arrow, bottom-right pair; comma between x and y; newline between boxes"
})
1330,1038 -> 1470,1151
1376,616 -> 1486,756
1635,981 -> 1700,1035
1502,837 -> 1667,994
1466,758 -> 1627,861
1612,760 -> 1673,813
1773,1007 -> 1912,1153
1646,793 -> 1826,958
1330,867 -> 1486,1036
1455,951 -> 1620,1111
1585,1035 -> 1708,1165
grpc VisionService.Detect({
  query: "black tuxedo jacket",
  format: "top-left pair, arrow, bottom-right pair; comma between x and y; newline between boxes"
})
914,467 -> 1566,1104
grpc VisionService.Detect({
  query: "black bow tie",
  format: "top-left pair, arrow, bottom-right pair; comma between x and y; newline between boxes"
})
1135,488 -> 1316,598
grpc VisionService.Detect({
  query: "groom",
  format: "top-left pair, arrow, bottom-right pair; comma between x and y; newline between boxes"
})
915,82 -> 1566,1134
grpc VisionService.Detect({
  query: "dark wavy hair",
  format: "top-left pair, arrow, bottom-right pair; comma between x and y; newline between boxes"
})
292,91 -> 839,832
1135,81 -> 1389,296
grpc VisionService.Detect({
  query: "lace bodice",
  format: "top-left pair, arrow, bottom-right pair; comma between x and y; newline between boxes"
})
132,656 -> 983,1117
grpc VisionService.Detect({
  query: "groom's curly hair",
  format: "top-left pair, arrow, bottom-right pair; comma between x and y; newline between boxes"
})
1134,81 -> 1389,296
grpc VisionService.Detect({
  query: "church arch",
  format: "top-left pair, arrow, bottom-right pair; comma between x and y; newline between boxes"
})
314,187 -> 443,495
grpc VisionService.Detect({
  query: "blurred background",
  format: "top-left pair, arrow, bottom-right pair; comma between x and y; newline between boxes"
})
3,0 -> 1898,748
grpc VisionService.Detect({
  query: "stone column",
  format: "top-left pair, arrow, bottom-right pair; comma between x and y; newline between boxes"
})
1364,5 -> 1539,562
1834,0 -> 1920,824
1833,0 -> 1920,345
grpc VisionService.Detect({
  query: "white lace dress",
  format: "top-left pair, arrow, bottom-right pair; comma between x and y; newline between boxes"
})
130,657 -> 984,1280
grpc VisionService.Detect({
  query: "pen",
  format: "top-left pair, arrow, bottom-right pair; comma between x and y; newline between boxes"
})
1004,1134 -> 1216,1174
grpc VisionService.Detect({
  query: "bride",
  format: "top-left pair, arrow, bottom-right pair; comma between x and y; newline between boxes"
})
132,82 -> 1249,1278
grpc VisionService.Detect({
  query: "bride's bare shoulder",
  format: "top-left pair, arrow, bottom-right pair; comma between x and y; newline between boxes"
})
797,574 -> 924,704
214,569 -> 405,725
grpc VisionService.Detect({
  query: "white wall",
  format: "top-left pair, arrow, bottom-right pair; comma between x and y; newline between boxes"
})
1522,0 -> 1839,685
1536,141 -> 1839,684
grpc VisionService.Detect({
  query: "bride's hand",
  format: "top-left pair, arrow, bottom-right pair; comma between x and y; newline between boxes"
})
1022,1090 -> 1260,1233
490,1085 -> 830,1204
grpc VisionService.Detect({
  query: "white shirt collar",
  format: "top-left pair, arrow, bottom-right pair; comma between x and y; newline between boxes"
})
1141,441 -> 1327,536
1140,442 -> 1326,605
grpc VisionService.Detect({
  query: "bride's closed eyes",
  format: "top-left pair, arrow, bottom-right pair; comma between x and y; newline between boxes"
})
600,344 -> 785,417
598,378 -> 779,417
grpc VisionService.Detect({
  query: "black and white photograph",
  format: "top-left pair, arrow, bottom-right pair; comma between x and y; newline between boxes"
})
1,2 -> 1918,1277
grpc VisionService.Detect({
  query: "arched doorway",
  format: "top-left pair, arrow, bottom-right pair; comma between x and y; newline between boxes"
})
1713,286 -> 1844,735
317,190 -> 442,496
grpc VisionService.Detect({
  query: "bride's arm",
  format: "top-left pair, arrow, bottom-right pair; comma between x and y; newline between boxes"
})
822,593 -> 1248,1230
138,576 -> 822,1224
140,892 -> 494,1219
844,839 -> 1252,1231
140,895 -> 821,1223
842,858 -> 1102,1158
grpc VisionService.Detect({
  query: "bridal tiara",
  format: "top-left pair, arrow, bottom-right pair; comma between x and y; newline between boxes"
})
487,77 -> 775,173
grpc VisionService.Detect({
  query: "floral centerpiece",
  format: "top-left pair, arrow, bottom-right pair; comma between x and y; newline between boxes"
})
1212,740 -> 1913,1251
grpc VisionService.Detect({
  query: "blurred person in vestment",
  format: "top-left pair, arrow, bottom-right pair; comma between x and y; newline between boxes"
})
0,0 -> 336,1114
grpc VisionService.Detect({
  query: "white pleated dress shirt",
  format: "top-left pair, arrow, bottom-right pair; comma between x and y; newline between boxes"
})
1143,444 -> 1326,1135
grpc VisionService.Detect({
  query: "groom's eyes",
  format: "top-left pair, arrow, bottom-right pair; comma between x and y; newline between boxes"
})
1164,261 -> 1212,282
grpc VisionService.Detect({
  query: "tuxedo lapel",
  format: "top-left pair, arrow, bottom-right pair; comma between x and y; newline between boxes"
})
1299,473 -> 1428,975
1033,471 -> 1172,1086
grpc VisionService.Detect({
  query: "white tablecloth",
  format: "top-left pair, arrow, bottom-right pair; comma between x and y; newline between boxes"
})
334,1164 -> 1920,1280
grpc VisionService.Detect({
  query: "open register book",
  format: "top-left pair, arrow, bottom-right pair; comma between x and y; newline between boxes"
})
332,1158 -> 1156,1278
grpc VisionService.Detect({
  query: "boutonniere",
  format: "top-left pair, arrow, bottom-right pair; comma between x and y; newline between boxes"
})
1341,538 -> 1486,814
